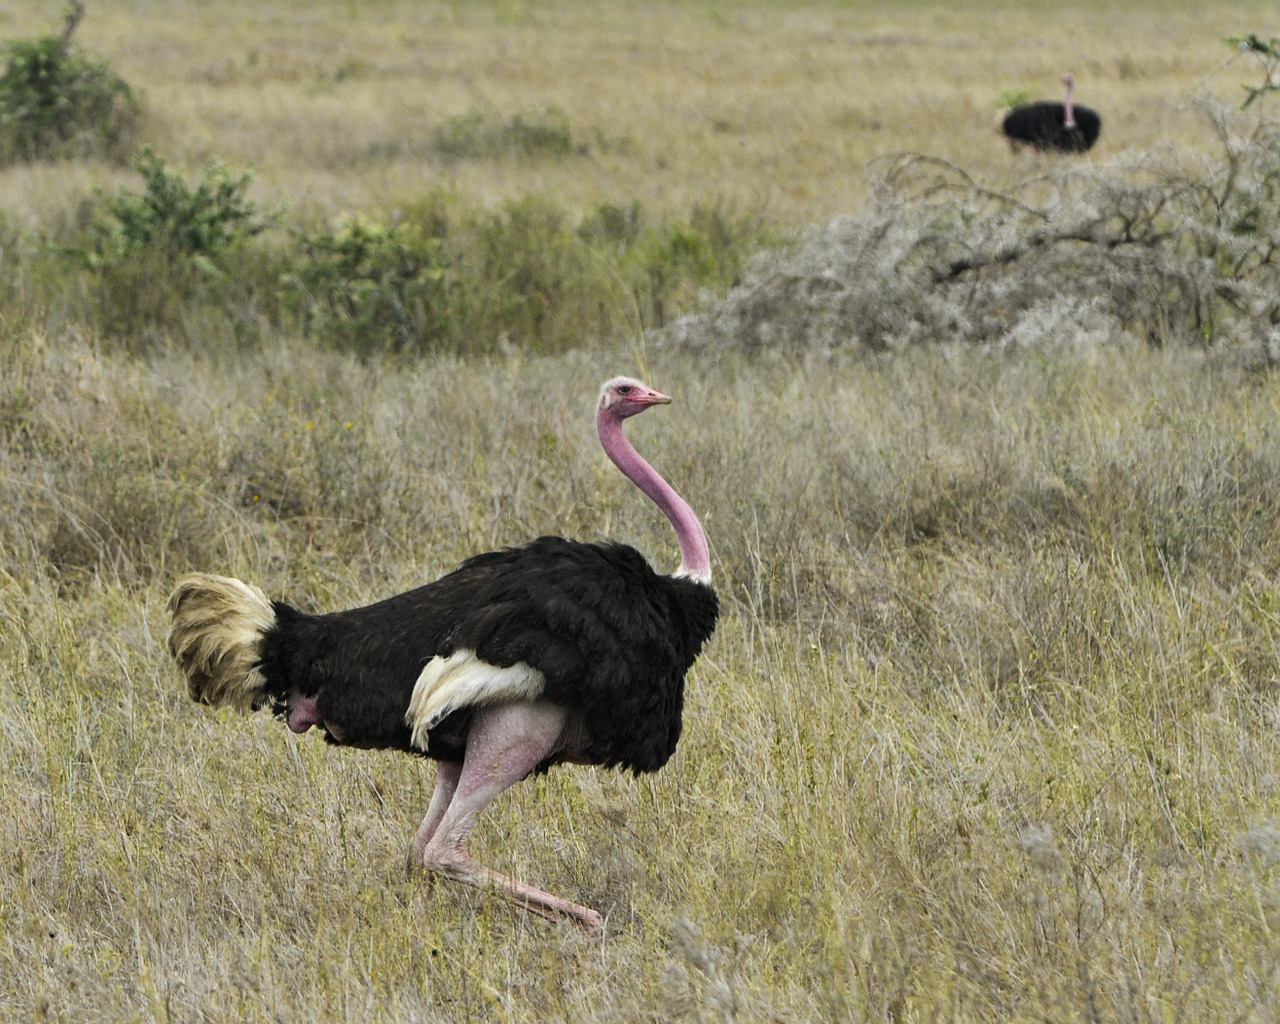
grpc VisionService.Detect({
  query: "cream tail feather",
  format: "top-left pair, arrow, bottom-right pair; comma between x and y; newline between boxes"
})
406,650 -> 546,749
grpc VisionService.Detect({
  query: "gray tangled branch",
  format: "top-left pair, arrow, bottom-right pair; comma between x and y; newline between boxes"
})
665,105 -> 1280,362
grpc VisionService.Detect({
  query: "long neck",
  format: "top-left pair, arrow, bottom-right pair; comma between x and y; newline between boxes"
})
1063,80 -> 1076,128
597,408 -> 712,585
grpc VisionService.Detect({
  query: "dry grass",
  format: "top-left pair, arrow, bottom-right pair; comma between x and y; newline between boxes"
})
5,337 -> 1280,1021
0,0 -> 1276,228
5,1 -> 1280,1021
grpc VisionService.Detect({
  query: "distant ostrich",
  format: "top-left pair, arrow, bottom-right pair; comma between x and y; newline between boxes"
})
1001,73 -> 1101,153
167,378 -> 719,935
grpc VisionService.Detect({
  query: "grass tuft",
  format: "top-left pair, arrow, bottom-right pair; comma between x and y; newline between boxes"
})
431,105 -> 590,161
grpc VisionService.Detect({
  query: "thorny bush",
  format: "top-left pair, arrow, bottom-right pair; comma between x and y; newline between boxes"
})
666,103 -> 1280,362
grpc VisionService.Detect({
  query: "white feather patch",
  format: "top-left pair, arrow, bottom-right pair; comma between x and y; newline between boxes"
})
674,564 -> 713,586
405,649 -> 545,750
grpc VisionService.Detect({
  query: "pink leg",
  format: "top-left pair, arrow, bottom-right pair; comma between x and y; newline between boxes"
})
408,761 -> 462,887
412,701 -> 604,936
413,761 -> 463,853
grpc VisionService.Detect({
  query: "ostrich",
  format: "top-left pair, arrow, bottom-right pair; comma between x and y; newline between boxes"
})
166,377 -> 719,935
1001,73 -> 1101,153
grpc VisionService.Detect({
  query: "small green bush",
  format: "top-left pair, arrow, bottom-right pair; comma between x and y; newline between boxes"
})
280,193 -> 772,356
0,4 -> 138,163
282,214 -> 462,356
996,87 -> 1036,111
52,147 -> 279,346
78,146 -> 275,273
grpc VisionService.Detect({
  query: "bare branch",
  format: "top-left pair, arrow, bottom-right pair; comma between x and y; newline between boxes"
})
58,1 -> 86,53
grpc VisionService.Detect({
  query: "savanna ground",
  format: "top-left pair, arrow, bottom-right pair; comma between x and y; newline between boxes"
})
4,1 -> 1280,1021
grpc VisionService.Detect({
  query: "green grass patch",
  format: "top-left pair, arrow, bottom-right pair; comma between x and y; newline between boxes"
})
431,105 -> 590,160
0,145 -> 774,356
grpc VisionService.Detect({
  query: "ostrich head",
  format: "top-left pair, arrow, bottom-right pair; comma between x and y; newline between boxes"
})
598,377 -> 672,420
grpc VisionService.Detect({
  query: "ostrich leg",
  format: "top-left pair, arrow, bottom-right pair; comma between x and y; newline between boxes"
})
413,761 -> 463,849
411,701 -> 604,935
409,760 -> 462,882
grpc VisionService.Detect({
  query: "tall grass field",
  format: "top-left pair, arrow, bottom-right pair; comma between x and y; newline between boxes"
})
4,1 -> 1280,1021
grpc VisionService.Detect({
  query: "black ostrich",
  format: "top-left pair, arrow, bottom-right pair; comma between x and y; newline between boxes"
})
166,377 -> 719,935
1002,73 -> 1101,153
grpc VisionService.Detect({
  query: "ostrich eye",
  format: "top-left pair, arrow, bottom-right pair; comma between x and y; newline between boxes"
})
617,385 -> 634,395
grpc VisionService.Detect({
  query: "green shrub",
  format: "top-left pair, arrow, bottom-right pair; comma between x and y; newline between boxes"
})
0,3 -> 138,163
629,200 -> 769,327
281,192 -> 772,356
282,214 -> 462,356
996,87 -> 1036,111
51,147 -> 279,346
78,146 -> 274,272
1231,33 -> 1280,107
283,196 -> 604,357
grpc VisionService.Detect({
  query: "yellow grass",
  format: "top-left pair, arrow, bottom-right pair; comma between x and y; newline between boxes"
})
5,2 -> 1280,1021
0,0 -> 1275,227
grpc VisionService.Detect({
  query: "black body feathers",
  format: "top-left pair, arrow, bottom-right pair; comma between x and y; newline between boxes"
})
1002,101 -> 1101,153
255,536 -> 719,773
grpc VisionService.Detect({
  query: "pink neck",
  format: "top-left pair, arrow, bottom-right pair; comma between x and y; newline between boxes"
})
597,407 -> 712,584
1063,81 -> 1076,128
